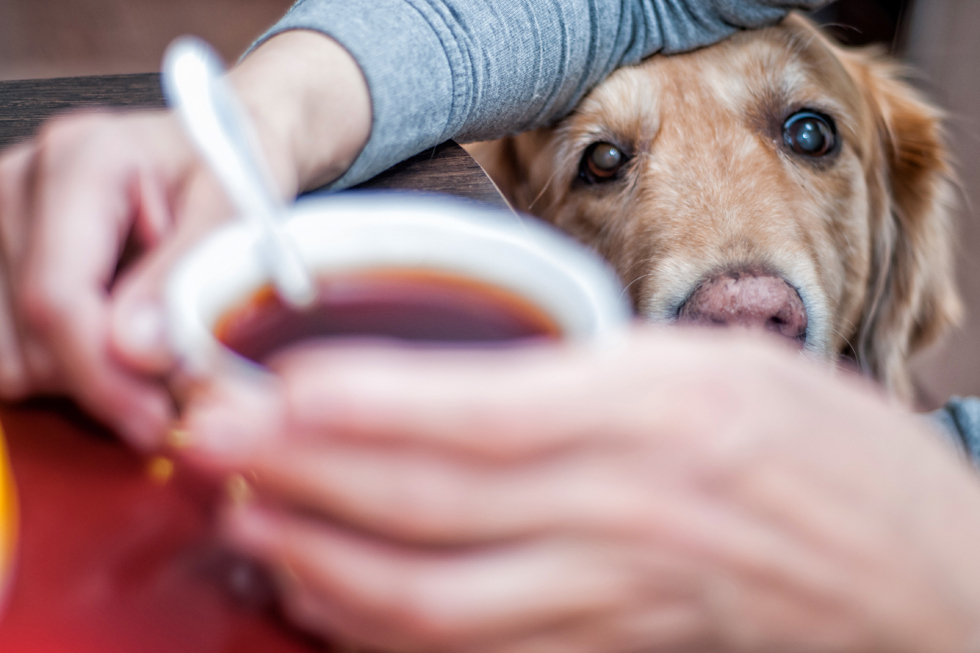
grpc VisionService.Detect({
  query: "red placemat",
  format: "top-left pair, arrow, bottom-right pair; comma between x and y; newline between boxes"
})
0,399 -> 330,653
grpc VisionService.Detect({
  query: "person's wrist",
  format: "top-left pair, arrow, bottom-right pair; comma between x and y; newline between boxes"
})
229,30 -> 372,196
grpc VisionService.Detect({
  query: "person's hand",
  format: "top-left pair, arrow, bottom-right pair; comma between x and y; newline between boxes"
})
0,110 -> 225,446
0,30 -> 370,448
181,328 -> 980,653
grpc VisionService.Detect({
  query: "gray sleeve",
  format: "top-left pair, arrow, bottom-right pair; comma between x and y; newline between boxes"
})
255,0 -> 828,189
931,397 -> 980,466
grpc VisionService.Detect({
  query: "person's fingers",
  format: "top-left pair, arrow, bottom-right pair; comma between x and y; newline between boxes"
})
218,437 -> 846,585
12,114 -> 177,444
1,139 -> 67,396
0,268 -> 26,396
259,330 -> 797,460
109,163 -> 234,375
259,339 -> 650,459
178,340 -> 605,462
181,372 -> 636,543
177,365 -> 287,459
279,584 -> 707,653
471,608 -> 708,653
211,440 -> 651,544
0,142 -> 36,268
272,583 -> 368,650
223,505 -> 656,652
0,142 -> 37,396
181,328 -> 818,473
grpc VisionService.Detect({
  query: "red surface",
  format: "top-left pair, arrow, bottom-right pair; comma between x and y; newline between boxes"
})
0,400 -> 327,653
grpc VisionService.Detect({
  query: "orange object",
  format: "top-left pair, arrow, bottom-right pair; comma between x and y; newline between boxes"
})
0,424 -> 15,611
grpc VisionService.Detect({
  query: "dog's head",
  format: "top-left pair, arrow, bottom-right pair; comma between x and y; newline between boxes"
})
471,14 -> 961,400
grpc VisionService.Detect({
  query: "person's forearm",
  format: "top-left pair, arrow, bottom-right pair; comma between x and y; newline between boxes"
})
229,30 -> 371,195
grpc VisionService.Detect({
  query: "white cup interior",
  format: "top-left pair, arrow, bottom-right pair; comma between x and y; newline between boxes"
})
166,194 -> 632,375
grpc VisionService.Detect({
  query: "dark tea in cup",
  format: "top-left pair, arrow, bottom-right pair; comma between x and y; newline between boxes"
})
214,269 -> 563,364
167,195 -> 631,375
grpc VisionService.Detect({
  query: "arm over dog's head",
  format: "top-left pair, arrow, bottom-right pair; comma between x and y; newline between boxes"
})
468,14 -> 961,402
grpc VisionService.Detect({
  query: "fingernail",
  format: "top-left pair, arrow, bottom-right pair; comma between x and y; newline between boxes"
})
167,426 -> 193,450
117,302 -> 165,356
226,473 -> 254,505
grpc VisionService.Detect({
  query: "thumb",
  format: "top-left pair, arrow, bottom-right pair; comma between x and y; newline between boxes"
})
110,274 -> 173,375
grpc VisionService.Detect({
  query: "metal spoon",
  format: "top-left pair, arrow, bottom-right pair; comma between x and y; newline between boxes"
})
162,36 -> 315,307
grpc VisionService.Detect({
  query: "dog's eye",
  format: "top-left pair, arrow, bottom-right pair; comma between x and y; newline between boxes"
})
783,111 -> 837,157
580,142 -> 627,183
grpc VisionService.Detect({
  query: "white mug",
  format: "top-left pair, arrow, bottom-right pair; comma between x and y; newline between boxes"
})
165,193 -> 632,375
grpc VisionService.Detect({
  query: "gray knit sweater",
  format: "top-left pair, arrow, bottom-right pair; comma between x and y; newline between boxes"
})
256,0 -> 828,189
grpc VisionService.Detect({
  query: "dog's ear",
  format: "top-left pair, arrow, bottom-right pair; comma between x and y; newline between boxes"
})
464,131 -> 557,213
464,138 -> 529,210
844,49 -> 962,400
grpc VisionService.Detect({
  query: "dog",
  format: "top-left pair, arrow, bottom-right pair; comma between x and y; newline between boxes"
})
465,13 -> 961,402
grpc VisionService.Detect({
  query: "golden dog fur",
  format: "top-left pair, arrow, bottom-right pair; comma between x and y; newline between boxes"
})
466,13 -> 960,401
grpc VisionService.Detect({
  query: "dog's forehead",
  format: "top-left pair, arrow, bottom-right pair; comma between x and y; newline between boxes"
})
573,17 -> 864,138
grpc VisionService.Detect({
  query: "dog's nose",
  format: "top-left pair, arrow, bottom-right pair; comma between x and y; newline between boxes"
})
677,270 -> 807,344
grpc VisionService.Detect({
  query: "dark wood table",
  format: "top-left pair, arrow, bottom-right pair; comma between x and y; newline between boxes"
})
0,73 -> 506,653
0,72 -> 507,207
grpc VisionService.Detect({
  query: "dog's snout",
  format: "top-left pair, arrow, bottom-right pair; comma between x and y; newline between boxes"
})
677,271 -> 808,345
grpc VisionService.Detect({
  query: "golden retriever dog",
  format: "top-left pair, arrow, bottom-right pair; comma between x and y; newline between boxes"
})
466,13 -> 960,402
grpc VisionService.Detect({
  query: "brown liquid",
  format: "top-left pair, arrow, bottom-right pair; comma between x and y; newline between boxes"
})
216,269 -> 562,363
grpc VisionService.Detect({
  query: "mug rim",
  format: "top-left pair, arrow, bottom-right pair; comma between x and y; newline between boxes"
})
165,193 -> 632,375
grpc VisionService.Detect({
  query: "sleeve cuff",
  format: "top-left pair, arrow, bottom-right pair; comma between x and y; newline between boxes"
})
250,0 -> 458,190
930,396 -> 980,465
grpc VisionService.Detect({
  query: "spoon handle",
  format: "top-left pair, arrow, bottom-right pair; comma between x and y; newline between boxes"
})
163,37 -> 315,307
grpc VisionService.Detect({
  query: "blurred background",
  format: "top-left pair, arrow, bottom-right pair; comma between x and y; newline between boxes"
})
0,0 -> 292,80
0,0 -> 977,406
